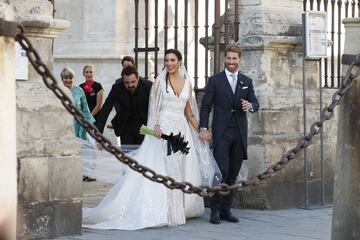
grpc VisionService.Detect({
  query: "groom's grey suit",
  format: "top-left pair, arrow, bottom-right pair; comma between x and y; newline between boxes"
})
199,70 -> 259,217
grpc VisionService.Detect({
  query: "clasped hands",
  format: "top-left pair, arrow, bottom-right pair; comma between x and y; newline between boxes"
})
199,129 -> 211,143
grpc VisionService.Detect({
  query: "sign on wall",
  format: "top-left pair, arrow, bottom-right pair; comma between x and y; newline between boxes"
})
303,11 -> 328,59
15,42 -> 28,80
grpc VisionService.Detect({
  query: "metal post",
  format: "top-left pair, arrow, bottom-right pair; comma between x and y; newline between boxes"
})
184,0 -> 188,69
319,59 -> 325,206
205,0 -> 209,84
214,0 -> 221,73
144,0 -> 149,79
154,0 -> 159,76
174,0 -> 178,49
345,0 -> 349,17
318,0 -> 325,207
234,0 -> 239,42
302,14 -> 309,209
337,0 -> 342,86
194,0 -> 199,89
324,0 -> 329,87
303,57 -> 309,209
310,0 -> 315,9
224,0 -> 229,47
134,0 -> 139,66
164,0 -> 168,52
330,0 -> 335,87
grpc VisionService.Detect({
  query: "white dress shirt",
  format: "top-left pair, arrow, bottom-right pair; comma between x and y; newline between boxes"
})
225,68 -> 254,112
225,68 -> 238,93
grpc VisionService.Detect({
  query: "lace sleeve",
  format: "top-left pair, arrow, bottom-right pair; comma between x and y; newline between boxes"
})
147,75 -> 163,128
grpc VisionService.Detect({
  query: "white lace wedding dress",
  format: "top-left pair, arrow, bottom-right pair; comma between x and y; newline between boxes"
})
82,69 -> 218,230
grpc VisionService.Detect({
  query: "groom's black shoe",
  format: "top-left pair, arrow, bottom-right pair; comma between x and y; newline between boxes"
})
210,210 -> 220,224
219,212 -> 239,223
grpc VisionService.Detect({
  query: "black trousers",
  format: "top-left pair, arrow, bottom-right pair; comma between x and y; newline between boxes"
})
120,121 -> 144,145
211,126 -> 244,213
120,133 -> 144,145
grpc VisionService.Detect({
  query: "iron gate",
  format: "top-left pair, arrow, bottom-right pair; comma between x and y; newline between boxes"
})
134,0 -> 360,89
133,0 -> 240,90
303,0 -> 360,88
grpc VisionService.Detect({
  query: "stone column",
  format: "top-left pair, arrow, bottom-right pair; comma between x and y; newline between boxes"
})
331,18 -> 360,240
230,0 -> 336,209
0,10 -> 17,240
10,1 -> 82,239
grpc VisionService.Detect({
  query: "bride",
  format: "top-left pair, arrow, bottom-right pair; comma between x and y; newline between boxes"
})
82,49 -> 221,230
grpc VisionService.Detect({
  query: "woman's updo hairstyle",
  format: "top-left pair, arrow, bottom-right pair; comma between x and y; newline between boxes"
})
165,49 -> 182,62
164,49 -> 183,94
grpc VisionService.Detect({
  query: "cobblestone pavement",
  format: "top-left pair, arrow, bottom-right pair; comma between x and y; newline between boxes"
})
59,208 -> 332,240
57,182 -> 332,240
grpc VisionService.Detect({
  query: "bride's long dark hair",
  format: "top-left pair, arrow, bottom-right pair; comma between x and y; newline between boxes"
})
164,49 -> 182,94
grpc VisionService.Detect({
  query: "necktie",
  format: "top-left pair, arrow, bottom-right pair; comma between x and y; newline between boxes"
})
231,74 -> 237,93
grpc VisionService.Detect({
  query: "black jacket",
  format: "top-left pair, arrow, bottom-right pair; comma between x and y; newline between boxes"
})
96,79 -> 153,137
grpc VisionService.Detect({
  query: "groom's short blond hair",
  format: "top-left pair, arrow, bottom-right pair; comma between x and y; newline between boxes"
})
225,44 -> 242,58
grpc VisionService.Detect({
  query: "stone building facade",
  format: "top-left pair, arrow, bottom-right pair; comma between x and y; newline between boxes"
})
0,0 -> 343,239
233,0 -> 337,209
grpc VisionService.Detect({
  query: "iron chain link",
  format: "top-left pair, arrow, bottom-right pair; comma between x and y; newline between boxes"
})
14,24 -> 360,197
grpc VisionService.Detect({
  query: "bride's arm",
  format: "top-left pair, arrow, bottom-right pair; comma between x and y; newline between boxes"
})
184,100 -> 199,133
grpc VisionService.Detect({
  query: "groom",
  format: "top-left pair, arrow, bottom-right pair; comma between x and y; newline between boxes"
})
199,44 -> 259,224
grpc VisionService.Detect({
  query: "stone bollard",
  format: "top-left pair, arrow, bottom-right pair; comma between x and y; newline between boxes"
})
0,22 -> 17,240
0,39 -> 17,240
8,1 -> 82,239
331,18 -> 360,240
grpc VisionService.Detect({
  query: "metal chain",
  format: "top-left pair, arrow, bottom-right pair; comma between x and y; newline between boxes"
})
14,24 -> 360,197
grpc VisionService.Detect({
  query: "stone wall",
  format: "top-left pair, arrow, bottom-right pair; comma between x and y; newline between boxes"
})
233,0 -> 337,209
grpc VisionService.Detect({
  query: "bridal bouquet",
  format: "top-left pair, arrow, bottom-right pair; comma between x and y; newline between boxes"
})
139,125 -> 190,156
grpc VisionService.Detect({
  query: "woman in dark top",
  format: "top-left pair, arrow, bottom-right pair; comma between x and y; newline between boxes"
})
79,65 -> 104,123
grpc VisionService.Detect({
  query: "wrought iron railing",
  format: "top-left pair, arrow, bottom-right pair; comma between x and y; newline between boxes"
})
133,0 -> 240,89
303,0 -> 360,88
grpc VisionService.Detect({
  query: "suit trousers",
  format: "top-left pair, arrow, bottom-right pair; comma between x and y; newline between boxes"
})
211,126 -> 244,213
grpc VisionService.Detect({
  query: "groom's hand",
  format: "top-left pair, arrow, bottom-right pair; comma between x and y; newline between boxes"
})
241,99 -> 252,112
199,128 -> 211,142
